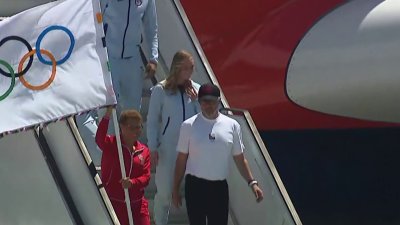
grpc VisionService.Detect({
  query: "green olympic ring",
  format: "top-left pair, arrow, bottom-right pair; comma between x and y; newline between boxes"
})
0,59 -> 15,101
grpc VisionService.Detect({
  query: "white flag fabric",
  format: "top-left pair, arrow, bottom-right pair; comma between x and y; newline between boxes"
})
0,0 -> 116,135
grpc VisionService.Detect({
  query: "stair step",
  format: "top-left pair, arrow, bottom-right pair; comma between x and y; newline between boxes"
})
148,199 -> 189,225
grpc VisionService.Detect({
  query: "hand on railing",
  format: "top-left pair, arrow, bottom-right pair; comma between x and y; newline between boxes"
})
145,61 -> 157,79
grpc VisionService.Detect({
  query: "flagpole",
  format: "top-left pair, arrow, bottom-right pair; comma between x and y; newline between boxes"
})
112,108 -> 134,225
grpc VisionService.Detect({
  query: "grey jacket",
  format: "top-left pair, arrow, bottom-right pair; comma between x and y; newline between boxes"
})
147,80 -> 201,152
101,0 -> 158,61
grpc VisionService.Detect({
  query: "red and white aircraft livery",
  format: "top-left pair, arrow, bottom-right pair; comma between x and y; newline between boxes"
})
181,1 -> 400,225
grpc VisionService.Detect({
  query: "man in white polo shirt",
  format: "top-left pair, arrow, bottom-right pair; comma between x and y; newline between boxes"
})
172,83 -> 263,225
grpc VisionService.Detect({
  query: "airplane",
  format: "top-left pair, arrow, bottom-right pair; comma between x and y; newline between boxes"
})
179,0 -> 400,224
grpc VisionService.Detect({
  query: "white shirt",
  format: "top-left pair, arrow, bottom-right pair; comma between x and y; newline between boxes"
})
176,113 -> 244,181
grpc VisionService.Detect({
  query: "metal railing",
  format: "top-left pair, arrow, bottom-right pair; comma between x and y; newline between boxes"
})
221,108 -> 302,225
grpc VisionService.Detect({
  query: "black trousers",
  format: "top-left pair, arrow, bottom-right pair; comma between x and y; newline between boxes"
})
185,174 -> 229,225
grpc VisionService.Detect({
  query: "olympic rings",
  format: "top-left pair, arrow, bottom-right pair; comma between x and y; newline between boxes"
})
0,59 -> 15,101
0,36 -> 33,77
0,25 -> 74,100
18,49 -> 56,91
36,25 -> 75,65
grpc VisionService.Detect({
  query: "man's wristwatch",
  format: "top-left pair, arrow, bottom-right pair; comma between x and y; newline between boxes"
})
248,179 -> 258,187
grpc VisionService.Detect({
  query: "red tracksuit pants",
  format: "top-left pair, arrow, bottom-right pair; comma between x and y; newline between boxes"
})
111,198 -> 150,225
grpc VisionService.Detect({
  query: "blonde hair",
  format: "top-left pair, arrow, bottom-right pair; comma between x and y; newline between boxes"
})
119,109 -> 142,125
164,50 -> 194,93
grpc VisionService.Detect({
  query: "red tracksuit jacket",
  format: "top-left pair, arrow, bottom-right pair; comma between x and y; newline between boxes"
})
95,117 -> 151,203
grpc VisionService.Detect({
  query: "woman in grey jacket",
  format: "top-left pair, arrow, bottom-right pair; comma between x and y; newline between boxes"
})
147,50 -> 200,225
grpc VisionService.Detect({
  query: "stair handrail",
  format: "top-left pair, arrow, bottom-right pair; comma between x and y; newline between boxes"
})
220,107 -> 303,225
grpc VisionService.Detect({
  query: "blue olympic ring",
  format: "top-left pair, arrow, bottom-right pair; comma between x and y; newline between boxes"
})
35,25 -> 75,65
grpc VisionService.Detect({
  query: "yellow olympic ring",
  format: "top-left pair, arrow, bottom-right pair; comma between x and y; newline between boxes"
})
18,49 -> 57,91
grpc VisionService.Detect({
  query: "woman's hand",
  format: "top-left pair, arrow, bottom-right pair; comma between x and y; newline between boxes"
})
105,105 -> 113,118
120,177 -> 133,189
186,86 -> 198,101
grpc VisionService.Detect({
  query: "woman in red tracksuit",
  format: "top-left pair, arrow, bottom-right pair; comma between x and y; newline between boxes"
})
96,106 -> 151,225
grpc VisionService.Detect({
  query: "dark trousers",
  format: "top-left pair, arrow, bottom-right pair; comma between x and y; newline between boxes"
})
185,174 -> 229,225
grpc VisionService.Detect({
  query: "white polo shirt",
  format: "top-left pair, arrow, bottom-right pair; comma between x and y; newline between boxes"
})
176,113 -> 244,181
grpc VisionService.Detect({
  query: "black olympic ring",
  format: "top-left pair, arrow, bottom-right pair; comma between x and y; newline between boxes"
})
0,36 -> 33,78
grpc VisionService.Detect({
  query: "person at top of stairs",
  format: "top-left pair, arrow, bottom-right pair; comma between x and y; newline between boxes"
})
101,0 -> 158,111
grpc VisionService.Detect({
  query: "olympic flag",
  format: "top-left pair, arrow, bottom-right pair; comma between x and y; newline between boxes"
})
0,0 -> 116,135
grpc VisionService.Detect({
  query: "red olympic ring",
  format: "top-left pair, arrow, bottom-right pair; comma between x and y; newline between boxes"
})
18,49 -> 56,91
